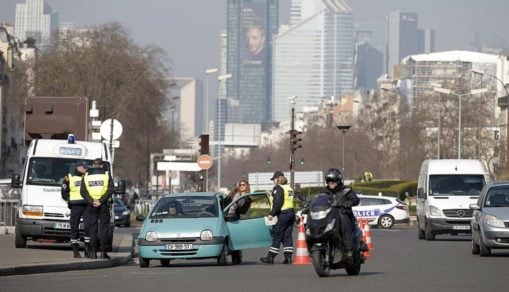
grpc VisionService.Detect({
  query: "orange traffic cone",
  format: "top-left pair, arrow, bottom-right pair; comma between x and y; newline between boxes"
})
363,218 -> 373,258
293,216 -> 312,265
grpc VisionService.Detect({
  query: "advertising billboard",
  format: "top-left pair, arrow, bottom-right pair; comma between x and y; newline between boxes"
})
241,1 -> 267,65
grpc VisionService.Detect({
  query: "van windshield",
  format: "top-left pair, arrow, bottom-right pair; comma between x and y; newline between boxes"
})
26,158 -> 110,186
429,175 -> 485,196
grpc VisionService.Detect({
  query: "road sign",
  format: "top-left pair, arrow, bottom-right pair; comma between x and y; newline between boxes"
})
100,119 -> 123,140
197,155 -> 213,170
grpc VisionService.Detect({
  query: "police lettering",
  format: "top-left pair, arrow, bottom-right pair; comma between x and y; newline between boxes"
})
73,181 -> 81,187
88,181 -> 104,187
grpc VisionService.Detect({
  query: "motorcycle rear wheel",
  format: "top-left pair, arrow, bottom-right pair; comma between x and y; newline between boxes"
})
311,249 -> 330,277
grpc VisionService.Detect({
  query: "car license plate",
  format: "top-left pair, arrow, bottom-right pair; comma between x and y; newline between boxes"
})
452,225 -> 470,230
54,222 -> 70,229
165,243 -> 193,250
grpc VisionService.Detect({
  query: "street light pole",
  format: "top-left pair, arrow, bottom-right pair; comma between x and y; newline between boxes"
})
433,86 -> 488,159
336,125 -> 351,175
217,73 -> 232,191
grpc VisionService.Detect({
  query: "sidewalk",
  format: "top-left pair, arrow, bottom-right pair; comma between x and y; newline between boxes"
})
0,231 -> 134,277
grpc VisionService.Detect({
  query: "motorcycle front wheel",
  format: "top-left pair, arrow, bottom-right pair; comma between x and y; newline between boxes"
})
345,251 -> 361,275
311,249 -> 330,277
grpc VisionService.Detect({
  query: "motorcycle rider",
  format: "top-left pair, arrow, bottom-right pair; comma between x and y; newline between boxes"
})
321,168 -> 359,262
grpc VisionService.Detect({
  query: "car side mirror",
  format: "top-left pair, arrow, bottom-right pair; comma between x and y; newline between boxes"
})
469,204 -> 480,210
115,180 -> 127,195
11,174 -> 22,188
417,188 -> 426,199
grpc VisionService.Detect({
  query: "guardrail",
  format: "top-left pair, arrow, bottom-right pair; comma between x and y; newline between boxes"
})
0,199 -> 18,227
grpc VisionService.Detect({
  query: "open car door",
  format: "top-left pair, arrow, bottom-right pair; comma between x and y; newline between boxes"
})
224,192 -> 272,250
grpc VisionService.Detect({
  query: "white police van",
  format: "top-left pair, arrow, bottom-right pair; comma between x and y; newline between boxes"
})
11,136 -> 121,249
353,194 -> 409,229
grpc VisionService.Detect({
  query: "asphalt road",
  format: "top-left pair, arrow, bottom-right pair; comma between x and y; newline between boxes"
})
0,228 -> 507,292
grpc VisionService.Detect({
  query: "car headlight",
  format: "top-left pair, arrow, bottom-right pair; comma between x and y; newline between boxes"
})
485,215 -> 505,228
22,205 -> 43,217
122,210 -> 130,216
310,208 -> 331,220
200,229 -> 214,241
145,231 -> 158,242
428,205 -> 442,216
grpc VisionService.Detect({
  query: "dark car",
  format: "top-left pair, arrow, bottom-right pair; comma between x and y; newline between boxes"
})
114,198 -> 131,227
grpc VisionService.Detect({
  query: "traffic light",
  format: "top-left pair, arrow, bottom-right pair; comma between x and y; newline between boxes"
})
199,134 -> 209,155
290,130 -> 303,152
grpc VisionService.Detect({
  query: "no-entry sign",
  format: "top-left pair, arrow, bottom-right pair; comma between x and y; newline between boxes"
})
197,155 -> 213,170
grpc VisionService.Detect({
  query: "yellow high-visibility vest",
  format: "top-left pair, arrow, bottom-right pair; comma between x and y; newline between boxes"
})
68,173 -> 84,201
269,184 -> 295,211
84,172 -> 109,200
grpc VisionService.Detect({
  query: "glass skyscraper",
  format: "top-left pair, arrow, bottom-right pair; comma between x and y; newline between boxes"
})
272,0 -> 354,123
15,0 -> 59,46
225,0 -> 278,125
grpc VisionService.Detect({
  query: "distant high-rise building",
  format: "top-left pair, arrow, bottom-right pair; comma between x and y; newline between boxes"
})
355,30 -> 383,90
225,0 -> 278,126
386,10 -> 419,77
15,0 -> 59,46
272,0 -> 355,123
417,29 -> 436,54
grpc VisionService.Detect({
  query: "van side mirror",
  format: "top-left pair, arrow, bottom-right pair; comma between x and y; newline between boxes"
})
417,188 -> 426,199
115,180 -> 127,195
11,174 -> 22,188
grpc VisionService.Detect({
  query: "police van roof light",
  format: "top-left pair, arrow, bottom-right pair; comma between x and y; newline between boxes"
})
67,134 -> 76,144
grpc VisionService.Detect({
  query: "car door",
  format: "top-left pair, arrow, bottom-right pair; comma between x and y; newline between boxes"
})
224,192 -> 272,250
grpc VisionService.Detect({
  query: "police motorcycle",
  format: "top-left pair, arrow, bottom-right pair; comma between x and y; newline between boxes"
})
298,193 -> 366,277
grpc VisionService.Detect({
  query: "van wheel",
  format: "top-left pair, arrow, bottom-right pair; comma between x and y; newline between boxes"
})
471,238 -> 480,255
425,220 -> 435,240
418,228 -> 425,239
15,227 -> 27,248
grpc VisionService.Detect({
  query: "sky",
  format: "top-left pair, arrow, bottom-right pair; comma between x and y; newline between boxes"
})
1,0 -> 508,85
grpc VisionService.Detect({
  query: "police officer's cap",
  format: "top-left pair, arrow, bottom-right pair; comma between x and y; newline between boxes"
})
93,158 -> 104,165
270,171 -> 284,180
76,160 -> 88,168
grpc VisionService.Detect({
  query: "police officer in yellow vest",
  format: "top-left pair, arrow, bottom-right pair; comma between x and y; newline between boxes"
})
260,171 -> 295,264
61,160 -> 90,258
81,158 -> 114,259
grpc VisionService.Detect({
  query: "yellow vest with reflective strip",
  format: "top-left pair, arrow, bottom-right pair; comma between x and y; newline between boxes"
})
84,172 -> 109,200
269,184 -> 295,211
68,173 -> 84,201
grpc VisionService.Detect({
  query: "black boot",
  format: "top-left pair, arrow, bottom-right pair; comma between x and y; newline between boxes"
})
100,250 -> 111,260
72,243 -> 81,258
282,253 -> 293,264
89,248 -> 97,259
84,242 -> 91,258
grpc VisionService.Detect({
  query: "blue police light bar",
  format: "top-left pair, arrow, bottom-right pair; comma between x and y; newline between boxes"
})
67,134 -> 76,144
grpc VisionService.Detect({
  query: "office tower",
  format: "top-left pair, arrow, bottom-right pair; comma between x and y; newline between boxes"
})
15,0 -> 59,46
272,0 -> 355,123
386,11 -> 418,77
355,30 -> 383,90
417,29 -> 436,54
225,0 -> 278,125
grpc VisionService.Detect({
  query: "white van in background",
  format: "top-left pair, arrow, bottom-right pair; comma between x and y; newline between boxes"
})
416,159 -> 488,240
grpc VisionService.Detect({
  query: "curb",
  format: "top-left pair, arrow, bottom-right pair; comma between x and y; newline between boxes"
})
0,254 -> 132,277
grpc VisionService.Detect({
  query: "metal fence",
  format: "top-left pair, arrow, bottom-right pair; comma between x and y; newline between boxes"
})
0,199 -> 18,227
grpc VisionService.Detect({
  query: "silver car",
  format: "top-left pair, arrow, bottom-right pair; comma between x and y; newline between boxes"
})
470,182 -> 509,256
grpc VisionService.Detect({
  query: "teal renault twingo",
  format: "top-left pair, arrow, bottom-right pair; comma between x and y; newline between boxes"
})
138,191 -> 273,267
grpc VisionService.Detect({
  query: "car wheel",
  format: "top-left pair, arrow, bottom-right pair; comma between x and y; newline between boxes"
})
425,220 -> 435,241
160,259 -> 170,266
217,243 -> 228,266
471,237 -> 480,255
139,256 -> 150,268
479,237 -> 491,257
378,215 -> 394,229
231,250 -> 242,265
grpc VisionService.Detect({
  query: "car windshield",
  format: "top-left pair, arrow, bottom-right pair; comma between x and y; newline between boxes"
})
150,196 -> 218,218
429,175 -> 485,196
485,187 -> 509,207
26,158 -> 111,186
